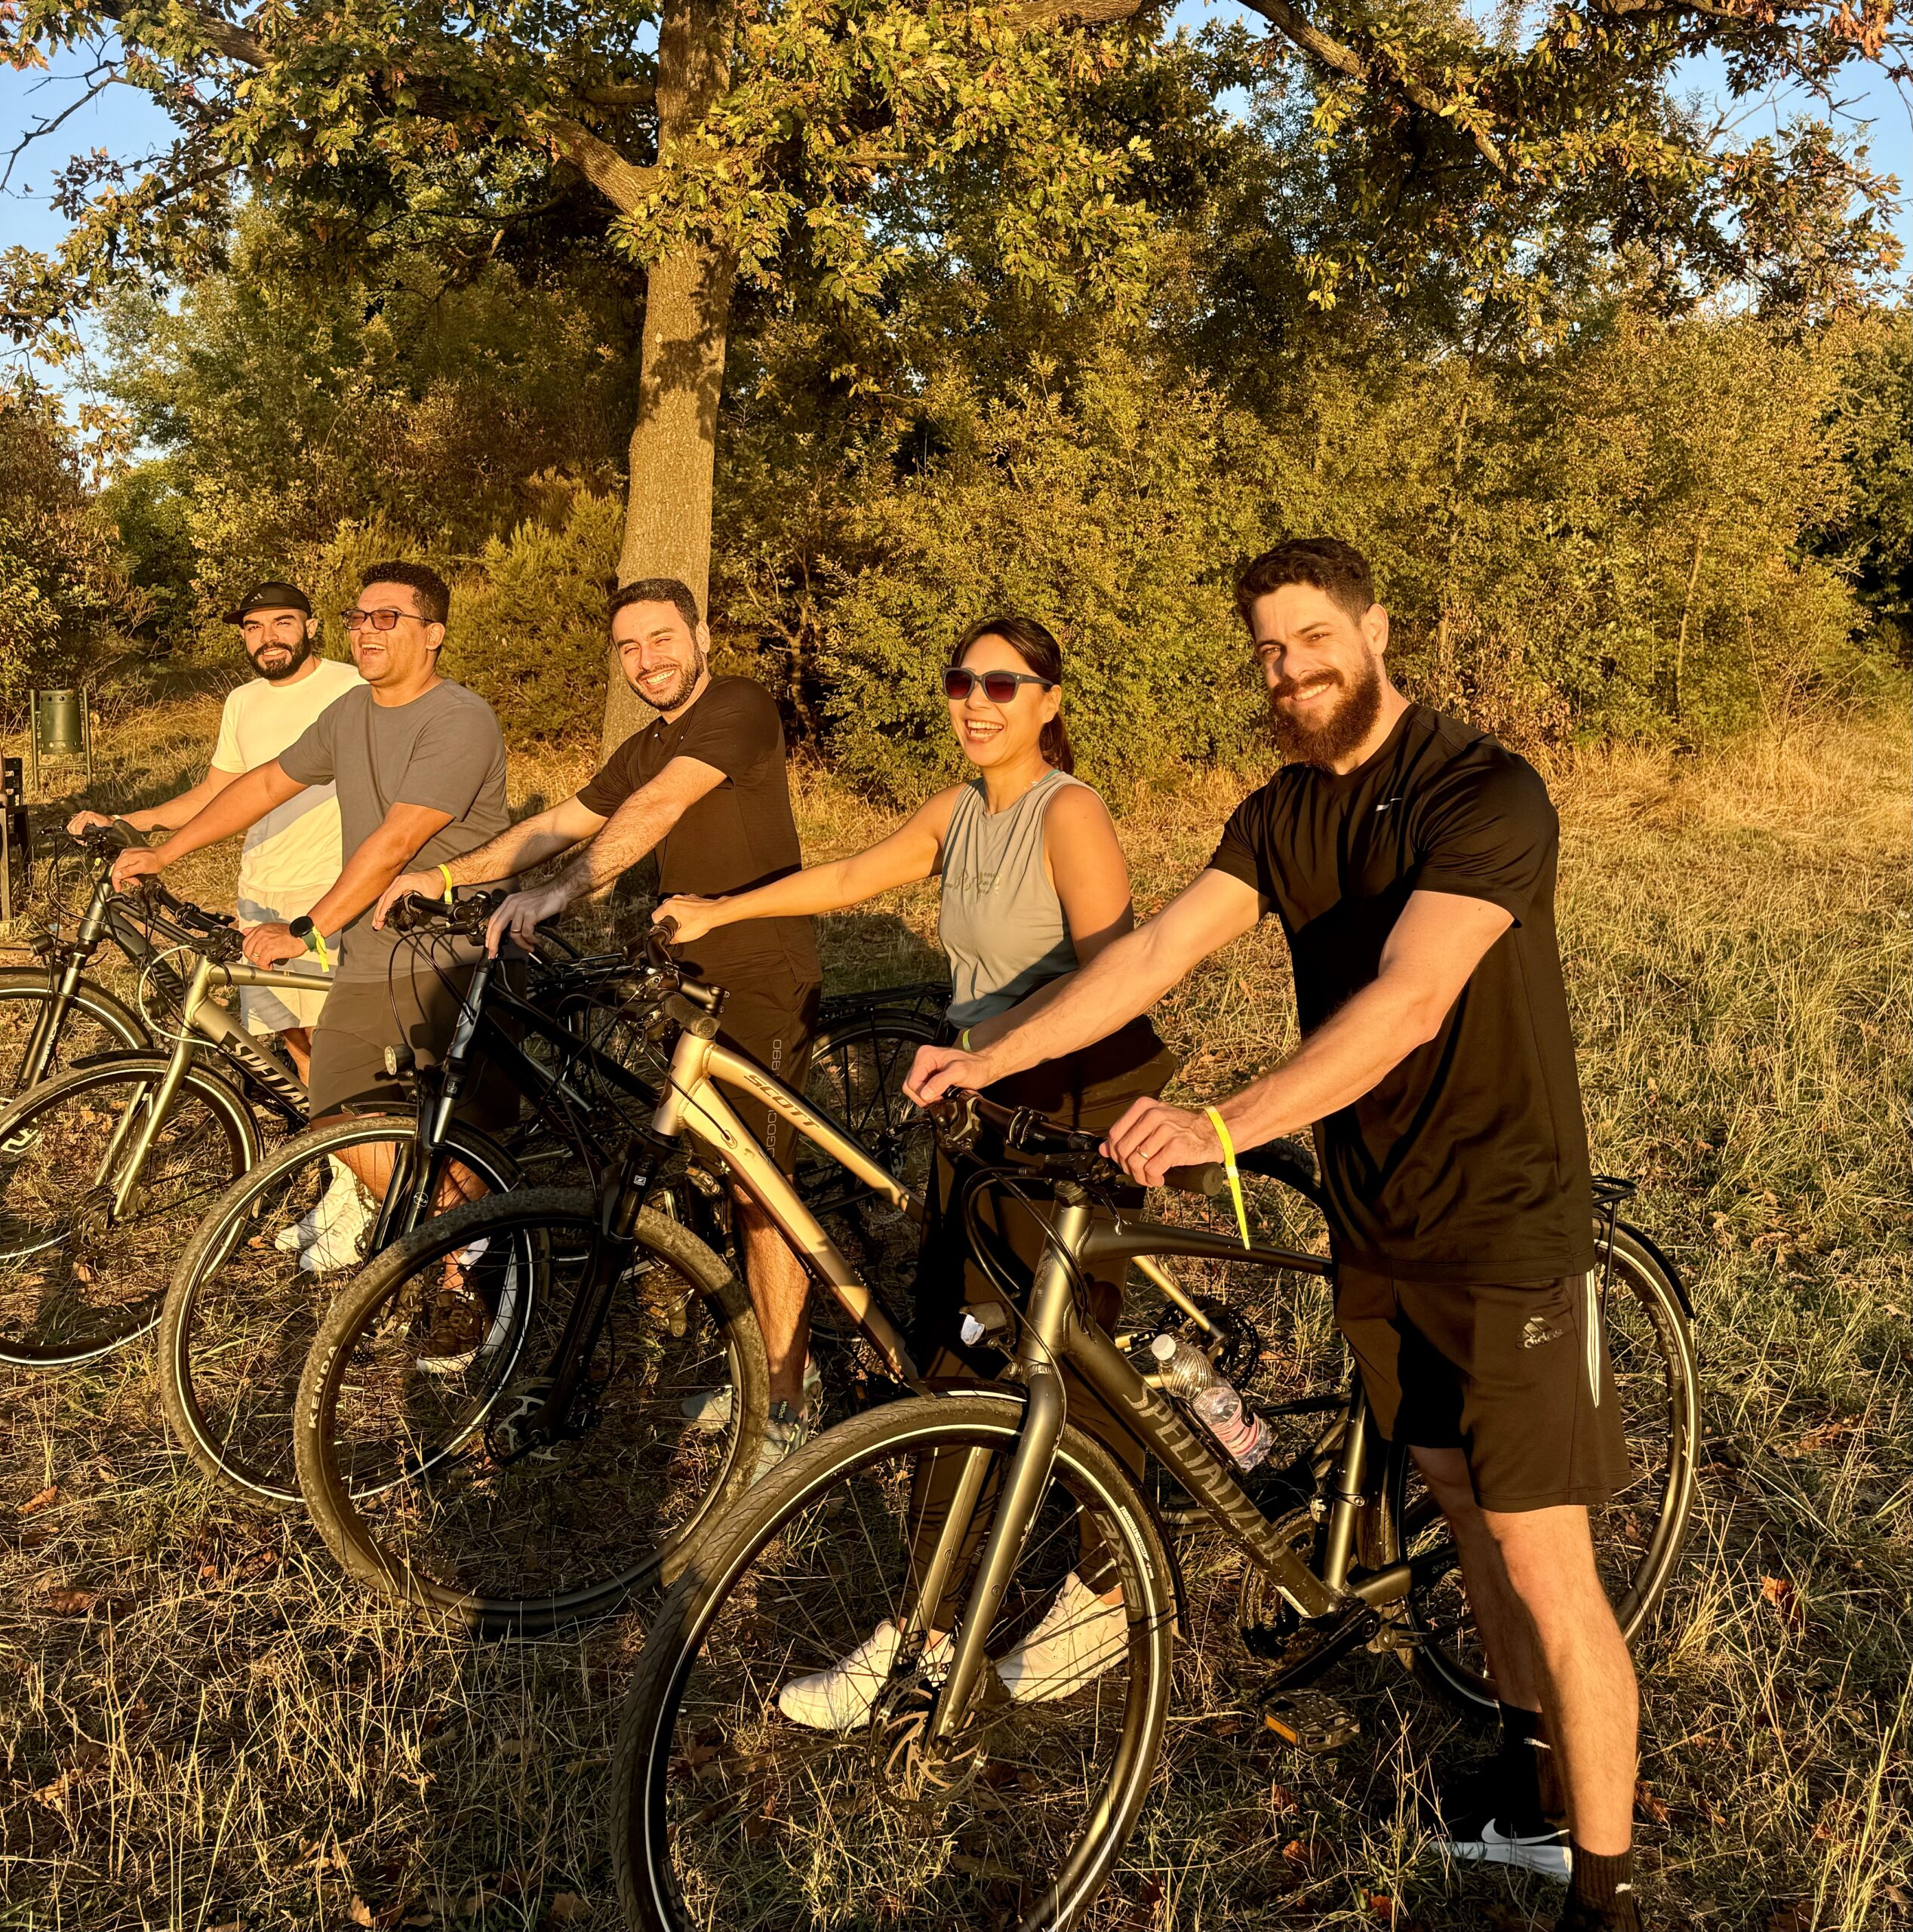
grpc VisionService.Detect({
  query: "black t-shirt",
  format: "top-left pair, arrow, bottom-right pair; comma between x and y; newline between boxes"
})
577,676 -> 821,990
1209,705 -> 1595,1284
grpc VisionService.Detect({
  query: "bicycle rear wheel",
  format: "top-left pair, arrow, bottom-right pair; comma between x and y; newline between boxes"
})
798,1006 -> 937,1324
0,1056 -> 257,1367
1379,1218 -> 1699,1712
613,1391 -> 1176,1932
294,1189 -> 764,1633
161,1115 -> 524,1506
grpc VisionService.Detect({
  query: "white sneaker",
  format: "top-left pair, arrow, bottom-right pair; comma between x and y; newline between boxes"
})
777,1620 -> 953,1733
682,1355 -> 822,1431
296,1177 -> 375,1274
277,1158 -> 367,1253
995,1573 -> 1127,1703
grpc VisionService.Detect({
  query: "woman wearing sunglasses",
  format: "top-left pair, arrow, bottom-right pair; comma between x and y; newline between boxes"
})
656,613 -> 1175,1722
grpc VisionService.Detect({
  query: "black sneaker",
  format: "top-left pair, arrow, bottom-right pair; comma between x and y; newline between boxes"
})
1555,1890 -> 1642,1931
1438,1804 -> 1572,1878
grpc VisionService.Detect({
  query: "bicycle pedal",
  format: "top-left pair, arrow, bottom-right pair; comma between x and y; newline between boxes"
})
1262,1691 -> 1361,1754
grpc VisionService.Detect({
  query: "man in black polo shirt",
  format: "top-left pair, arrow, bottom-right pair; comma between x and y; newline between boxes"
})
377,578 -> 823,1472
909,539 -> 1642,1932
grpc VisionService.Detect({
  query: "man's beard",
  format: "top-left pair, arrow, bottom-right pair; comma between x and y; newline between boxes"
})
632,649 -> 705,712
1266,658 -> 1385,769
250,636 -> 315,683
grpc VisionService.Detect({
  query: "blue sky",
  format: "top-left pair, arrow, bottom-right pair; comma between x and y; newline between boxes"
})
3,2 -> 1906,306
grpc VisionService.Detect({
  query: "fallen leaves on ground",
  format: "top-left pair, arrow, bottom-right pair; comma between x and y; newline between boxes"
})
17,1485 -> 57,1515
1760,1574 -> 1807,1629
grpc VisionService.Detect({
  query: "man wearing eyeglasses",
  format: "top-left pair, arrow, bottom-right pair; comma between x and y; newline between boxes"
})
113,561 -> 513,1275
374,577 -> 823,1467
71,580 -> 361,1082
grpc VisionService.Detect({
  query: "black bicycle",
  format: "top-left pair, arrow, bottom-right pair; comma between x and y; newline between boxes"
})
610,1091 -> 1698,1931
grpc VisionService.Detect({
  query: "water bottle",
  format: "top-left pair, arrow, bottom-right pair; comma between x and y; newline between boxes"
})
1147,1334 -> 1269,1471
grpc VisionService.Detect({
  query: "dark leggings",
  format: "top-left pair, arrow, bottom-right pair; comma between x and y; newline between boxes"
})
905,1021 -> 1177,1626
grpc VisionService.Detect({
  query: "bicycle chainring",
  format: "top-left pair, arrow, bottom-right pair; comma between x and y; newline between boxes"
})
1151,1297 -> 1263,1390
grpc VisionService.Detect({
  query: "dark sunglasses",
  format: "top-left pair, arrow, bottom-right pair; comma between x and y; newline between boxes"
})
943,667 -> 1056,703
340,607 -> 426,632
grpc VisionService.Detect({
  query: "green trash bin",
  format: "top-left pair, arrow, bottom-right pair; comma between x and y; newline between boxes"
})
27,688 -> 93,793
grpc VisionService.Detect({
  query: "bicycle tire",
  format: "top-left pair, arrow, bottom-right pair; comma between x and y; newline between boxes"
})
161,1113 -> 525,1506
294,1188 -> 766,1635
0,1054 -> 259,1367
1377,1217 -> 1699,1713
0,968 -> 149,1103
613,1389 -> 1177,1932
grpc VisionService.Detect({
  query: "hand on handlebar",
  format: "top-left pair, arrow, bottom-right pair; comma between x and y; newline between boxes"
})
904,1040 -> 994,1107
242,921 -> 305,969
66,809 -> 115,837
110,844 -> 168,894
374,869 -> 441,929
485,883 -> 567,958
654,895 -> 724,946
1100,1097 -> 1226,1189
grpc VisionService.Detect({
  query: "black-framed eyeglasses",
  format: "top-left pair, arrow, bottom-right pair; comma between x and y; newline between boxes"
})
341,607 -> 426,632
942,668 -> 1056,703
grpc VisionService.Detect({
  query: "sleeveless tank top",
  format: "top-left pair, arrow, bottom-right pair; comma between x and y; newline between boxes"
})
939,767 -> 1091,1027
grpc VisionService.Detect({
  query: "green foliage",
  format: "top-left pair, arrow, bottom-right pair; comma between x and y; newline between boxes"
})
0,386 -> 125,706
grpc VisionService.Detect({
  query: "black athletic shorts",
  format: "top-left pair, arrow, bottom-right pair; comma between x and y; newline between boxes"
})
1335,1264 -> 1633,1512
710,979 -> 823,1179
306,969 -> 520,1134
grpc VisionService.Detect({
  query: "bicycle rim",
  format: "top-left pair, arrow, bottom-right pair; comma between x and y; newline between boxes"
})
162,1115 -> 523,1505
0,1060 -> 254,1367
615,1392 -> 1176,1932
1385,1222 -> 1699,1710
0,975 -> 146,1103
296,1193 -> 764,1632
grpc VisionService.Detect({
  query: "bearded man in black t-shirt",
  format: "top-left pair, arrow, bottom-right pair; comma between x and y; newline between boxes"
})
909,539 -> 1644,1932
376,579 -> 824,1474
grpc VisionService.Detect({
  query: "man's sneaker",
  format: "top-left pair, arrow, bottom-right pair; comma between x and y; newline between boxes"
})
995,1572 -> 1127,1703
684,1355 -> 822,1431
276,1157 -> 365,1253
777,1619 -> 953,1732
1436,1806 -> 1573,1880
415,1243 -> 509,1375
752,1400 -> 812,1481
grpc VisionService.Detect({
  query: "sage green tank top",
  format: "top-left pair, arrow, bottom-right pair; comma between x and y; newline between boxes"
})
939,767 -> 1090,1028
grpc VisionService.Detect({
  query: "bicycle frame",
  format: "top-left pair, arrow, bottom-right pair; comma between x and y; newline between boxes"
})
918,1188 -> 1439,1740
653,1014 -> 927,1386
103,951 -> 320,1214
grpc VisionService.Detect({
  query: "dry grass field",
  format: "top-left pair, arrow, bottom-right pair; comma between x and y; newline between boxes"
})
1,681 -> 1906,1930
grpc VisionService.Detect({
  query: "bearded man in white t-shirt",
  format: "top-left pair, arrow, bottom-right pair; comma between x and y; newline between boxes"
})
69,579 -> 362,1080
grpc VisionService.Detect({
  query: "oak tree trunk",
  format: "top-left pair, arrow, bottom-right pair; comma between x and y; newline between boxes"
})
601,0 -> 738,756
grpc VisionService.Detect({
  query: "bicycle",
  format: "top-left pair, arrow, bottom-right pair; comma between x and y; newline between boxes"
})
610,1089 -> 1699,1932
0,891 -> 326,1367
0,823 -> 217,1102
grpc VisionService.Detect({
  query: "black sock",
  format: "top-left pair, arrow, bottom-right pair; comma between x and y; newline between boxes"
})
1570,1845 -> 1637,1920
1495,1703 -> 1547,1823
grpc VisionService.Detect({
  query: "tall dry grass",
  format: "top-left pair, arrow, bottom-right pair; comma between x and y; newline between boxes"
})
0,692 -> 1905,1929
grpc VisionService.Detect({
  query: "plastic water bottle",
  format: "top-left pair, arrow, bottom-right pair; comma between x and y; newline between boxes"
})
1148,1334 -> 1269,1470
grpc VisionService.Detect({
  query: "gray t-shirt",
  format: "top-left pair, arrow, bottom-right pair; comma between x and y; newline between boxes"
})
279,678 -> 510,981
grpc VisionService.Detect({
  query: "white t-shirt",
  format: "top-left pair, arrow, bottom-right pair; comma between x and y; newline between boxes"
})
211,657 -> 363,925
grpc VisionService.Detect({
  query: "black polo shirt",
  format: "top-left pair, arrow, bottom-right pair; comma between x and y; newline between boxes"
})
1209,705 -> 1595,1284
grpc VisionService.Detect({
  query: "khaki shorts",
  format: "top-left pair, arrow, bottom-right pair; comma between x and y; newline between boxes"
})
306,970 -> 519,1134
709,980 -> 822,1178
1336,1263 -> 1633,1512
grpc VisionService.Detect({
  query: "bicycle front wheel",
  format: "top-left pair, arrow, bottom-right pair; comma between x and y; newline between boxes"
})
294,1189 -> 764,1633
161,1114 -> 524,1506
1379,1217 -> 1699,1712
0,1056 -> 257,1367
0,968 -> 147,1104
613,1391 -> 1176,1932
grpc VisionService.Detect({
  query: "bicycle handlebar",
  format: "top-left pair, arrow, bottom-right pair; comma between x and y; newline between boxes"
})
384,888 -> 508,939
924,1090 -> 1223,1198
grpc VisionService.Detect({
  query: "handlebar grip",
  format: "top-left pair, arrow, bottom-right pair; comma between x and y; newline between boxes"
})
654,915 -> 679,943
1164,1162 -> 1227,1198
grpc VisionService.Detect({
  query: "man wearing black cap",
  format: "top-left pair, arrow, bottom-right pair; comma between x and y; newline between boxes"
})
70,579 -> 361,1079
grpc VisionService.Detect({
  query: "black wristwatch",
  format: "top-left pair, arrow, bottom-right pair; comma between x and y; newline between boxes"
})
288,915 -> 321,954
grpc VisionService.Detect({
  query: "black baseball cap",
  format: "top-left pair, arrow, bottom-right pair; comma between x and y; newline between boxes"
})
224,580 -> 312,623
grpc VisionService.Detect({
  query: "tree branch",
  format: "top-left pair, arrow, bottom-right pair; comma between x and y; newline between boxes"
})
1003,0 -> 1148,27
2,72 -> 126,193
93,0 -> 266,67
1235,0 -> 1508,173
546,117 -> 657,213
579,82 -> 657,107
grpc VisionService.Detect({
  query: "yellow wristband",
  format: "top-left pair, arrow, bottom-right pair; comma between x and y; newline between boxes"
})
1204,1106 -> 1250,1250
438,863 -> 455,906
312,931 -> 331,974
958,1028 -> 972,1051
